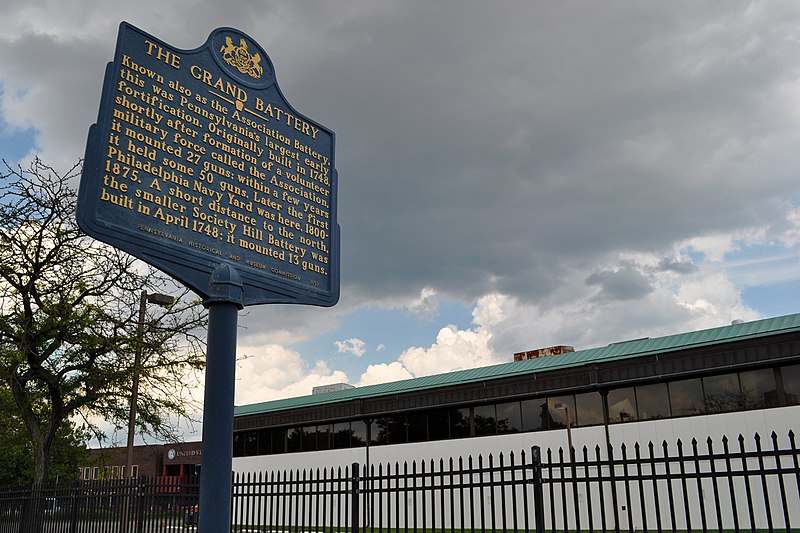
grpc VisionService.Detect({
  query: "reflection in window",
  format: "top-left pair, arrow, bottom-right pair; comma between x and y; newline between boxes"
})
302,426 -> 318,451
574,392 -> 603,426
547,396 -> 576,430
451,408 -> 471,438
496,401 -> 522,433
233,433 -> 245,457
271,429 -> 286,454
781,365 -> 800,406
703,374 -> 741,413
350,420 -> 367,448
256,429 -> 271,455
389,415 -> 408,444
317,424 -> 331,451
669,378 -> 705,416
242,431 -> 258,456
332,422 -> 351,449
287,428 -> 303,453
374,415 -> 407,445
608,388 -> 638,423
739,369 -> 778,409
521,398 -> 547,432
474,404 -> 497,436
407,412 -> 428,443
428,410 -> 450,441
635,383 -> 670,420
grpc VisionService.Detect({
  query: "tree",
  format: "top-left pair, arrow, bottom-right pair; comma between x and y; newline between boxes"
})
0,159 -> 207,484
0,383 -> 87,486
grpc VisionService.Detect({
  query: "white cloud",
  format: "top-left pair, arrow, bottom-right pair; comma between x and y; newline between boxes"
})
682,228 -> 768,262
399,324 -> 499,377
356,296 -> 506,384
357,362 -> 412,387
780,206 -> 800,248
407,287 -> 439,319
235,344 -> 348,404
334,337 -> 367,357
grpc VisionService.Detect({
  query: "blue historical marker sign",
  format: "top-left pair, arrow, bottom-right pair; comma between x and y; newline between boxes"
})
78,22 -> 339,307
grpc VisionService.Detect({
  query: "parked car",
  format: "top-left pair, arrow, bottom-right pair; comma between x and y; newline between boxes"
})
185,504 -> 198,525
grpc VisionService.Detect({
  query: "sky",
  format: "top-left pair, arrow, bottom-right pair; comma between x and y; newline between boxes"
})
2,2 -> 800,442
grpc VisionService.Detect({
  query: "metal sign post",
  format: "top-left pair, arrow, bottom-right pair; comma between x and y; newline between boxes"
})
198,265 -> 242,531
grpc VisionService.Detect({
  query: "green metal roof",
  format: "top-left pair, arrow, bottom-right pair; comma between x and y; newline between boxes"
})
234,312 -> 800,417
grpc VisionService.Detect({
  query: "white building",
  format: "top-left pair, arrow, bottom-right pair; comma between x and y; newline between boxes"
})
232,313 -> 800,474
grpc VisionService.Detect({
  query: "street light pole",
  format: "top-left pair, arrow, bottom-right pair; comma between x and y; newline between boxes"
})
125,290 -> 176,479
553,402 -> 573,453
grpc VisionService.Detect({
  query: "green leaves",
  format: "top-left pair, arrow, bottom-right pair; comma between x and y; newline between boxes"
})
0,159 -> 207,483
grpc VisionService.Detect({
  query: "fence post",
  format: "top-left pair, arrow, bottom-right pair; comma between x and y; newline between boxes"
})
351,462 -> 360,533
531,446 -> 545,533
135,478 -> 147,533
68,481 -> 81,533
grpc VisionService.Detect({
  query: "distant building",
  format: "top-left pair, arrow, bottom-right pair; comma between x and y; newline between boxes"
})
312,383 -> 354,395
81,442 -> 202,480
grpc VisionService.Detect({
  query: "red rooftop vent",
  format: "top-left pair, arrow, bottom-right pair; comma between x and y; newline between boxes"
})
513,345 -> 575,362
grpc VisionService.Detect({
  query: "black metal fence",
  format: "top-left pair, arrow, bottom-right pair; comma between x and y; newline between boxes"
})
1,430 -> 799,532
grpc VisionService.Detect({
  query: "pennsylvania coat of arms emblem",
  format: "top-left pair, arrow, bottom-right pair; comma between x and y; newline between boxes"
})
220,36 -> 263,80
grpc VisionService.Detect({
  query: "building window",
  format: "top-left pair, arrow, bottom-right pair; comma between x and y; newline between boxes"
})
350,420 -> 367,447
739,368 -> 778,409
574,392 -> 604,426
547,395 -> 576,430
131,465 -> 138,479
521,398 -> 547,432
233,433 -> 245,457
407,412 -> 428,443
428,410 -> 450,441
703,374 -> 741,413
607,388 -> 638,423
332,422 -> 351,449
287,428 -> 303,453
474,404 -> 497,436
243,431 -> 258,456
271,428 -> 287,454
256,429 -> 271,455
316,424 -> 332,451
496,401 -> 523,434
302,426 -> 317,451
635,383 -> 670,420
450,408 -> 471,439
780,364 -> 800,405
669,378 -> 705,416
112,466 -> 120,479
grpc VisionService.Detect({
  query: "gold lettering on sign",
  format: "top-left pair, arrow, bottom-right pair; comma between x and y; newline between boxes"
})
97,32 -> 334,284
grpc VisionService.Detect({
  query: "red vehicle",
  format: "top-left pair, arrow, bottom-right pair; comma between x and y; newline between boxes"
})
185,504 -> 198,525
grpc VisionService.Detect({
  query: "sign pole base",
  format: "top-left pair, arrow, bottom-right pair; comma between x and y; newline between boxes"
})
198,265 -> 243,532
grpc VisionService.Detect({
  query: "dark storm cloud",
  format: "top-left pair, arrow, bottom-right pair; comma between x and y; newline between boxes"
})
657,258 -> 700,275
586,265 -> 655,302
1,0 -> 799,315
